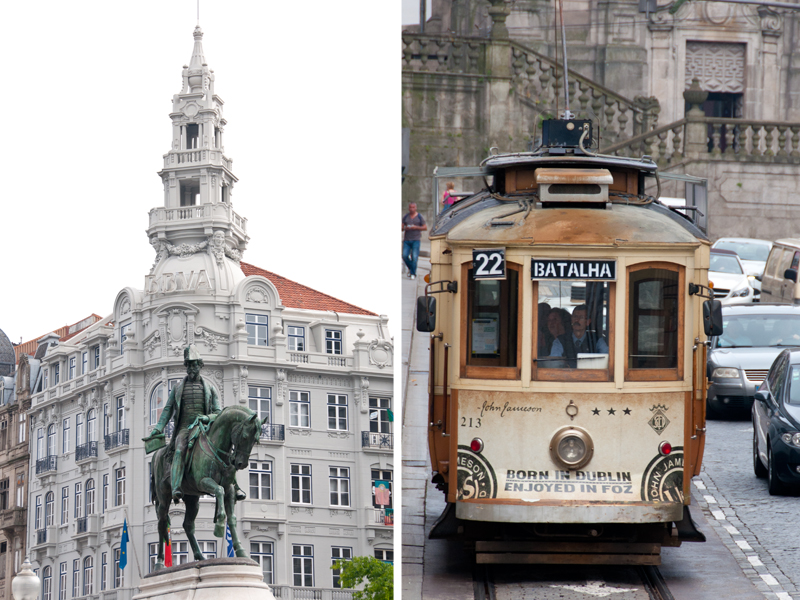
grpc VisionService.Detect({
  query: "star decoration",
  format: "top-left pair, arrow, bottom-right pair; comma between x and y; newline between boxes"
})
607,408 -> 616,415
623,408 -> 631,415
592,408 -> 600,415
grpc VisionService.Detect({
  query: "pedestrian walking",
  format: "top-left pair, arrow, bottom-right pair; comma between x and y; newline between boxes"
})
402,202 -> 427,279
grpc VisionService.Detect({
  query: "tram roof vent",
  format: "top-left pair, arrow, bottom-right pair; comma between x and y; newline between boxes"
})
536,168 -> 613,206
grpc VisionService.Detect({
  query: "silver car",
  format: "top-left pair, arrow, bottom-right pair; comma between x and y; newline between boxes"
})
707,304 -> 800,417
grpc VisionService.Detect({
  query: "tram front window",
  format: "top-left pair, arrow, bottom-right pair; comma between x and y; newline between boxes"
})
537,281 -> 610,371
466,267 -> 519,372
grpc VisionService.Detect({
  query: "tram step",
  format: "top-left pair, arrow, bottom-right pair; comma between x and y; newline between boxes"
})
475,541 -> 661,566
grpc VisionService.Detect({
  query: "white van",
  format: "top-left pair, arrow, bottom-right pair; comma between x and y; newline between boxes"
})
760,239 -> 800,304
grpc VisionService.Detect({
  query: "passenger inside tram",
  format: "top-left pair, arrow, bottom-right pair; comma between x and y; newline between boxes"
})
549,304 -> 609,368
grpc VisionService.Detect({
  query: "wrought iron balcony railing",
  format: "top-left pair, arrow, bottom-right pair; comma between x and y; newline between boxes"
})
260,424 -> 285,441
36,529 -> 47,544
104,429 -> 130,451
77,516 -> 88,534
361,431 -> 393,450
35,455 -> 57,475
76,442 -> 98,462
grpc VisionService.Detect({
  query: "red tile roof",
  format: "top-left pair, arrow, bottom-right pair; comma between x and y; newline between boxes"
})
240,262 -> 377,316
14,314 -> 103,363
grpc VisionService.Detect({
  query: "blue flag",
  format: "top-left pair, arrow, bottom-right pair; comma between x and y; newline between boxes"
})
120,519 -> 129,570
225,525 -> 235,557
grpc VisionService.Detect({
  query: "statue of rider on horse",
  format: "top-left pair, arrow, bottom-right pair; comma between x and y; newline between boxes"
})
143,345 -> 261,568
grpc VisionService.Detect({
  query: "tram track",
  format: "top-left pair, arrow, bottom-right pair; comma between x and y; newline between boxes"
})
473,563 -> 674,600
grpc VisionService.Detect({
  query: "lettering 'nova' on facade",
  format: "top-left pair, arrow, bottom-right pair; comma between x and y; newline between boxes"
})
20,26 -> 393,600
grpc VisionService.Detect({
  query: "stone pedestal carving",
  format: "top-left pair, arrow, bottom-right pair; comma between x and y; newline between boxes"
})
132,558 -> 274,600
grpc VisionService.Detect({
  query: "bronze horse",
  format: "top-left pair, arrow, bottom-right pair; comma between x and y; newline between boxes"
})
150,405 -> 261,570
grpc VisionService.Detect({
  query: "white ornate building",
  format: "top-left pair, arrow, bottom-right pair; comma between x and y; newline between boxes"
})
26,26 -> 393,600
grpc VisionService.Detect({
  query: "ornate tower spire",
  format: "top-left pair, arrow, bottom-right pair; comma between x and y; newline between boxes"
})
146,28 -> 249,297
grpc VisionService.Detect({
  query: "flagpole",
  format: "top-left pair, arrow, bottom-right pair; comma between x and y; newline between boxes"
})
123,510 -> 144,580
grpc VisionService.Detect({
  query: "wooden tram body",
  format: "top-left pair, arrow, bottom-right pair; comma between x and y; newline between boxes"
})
418,122 -> 719,565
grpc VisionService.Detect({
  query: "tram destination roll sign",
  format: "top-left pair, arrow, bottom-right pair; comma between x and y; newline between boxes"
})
531,259 -> 616,281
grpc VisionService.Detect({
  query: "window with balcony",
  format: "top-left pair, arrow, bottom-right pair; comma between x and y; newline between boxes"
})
290,464 -> 312,504
85,479 -> 95,515
289,391 -> 310,428
292,545 -> 314,587
287,326 -> 305,352
325,330 -> 342,355
327,394 -> 348,431
246,314 -> 269,346
250,542 -> 274,584
329,467 -> 350,507
331,547 -> 352,588
249,461 -> 272,500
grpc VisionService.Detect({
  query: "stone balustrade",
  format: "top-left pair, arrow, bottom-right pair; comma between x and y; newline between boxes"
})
148,203 -> 248,235
402,34 -> 487,75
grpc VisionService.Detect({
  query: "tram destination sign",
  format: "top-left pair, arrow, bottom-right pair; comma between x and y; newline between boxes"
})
472,248 -> 506,280
531,259 -> 616,281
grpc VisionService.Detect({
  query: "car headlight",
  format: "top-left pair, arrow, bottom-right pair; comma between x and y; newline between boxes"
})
780,432 -> 800,448
712,367 -> 740,378
730,282 -> 751,297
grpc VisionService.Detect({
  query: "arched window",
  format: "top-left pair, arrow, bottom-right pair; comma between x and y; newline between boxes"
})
44,491 -> 54,527
47,424 -> 56,457
87,409 -> 96,444
85,479 -> 95,515
150,383 -> 165,426
83,556 -> 94,596
42,566 -> 52,600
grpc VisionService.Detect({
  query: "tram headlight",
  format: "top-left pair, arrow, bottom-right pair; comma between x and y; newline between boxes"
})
549,427 -> 594,470
712,367 -> 740,379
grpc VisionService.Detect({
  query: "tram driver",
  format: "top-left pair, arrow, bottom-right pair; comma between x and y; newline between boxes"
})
549,304 -> 608,368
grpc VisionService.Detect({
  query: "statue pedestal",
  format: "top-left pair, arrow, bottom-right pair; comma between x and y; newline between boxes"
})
132,558 -> 275,600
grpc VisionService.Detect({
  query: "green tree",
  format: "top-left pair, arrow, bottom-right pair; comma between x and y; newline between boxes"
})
331,556 -> 393,600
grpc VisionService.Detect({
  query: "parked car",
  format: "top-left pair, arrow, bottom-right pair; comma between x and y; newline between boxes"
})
709,248 -> 755,305
752,347 -> 800,494
712,237 -> 772,299
760,238 -> 800,304
707,304 -> 800,417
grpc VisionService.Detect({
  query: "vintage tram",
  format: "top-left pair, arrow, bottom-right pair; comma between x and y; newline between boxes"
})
417,119 -> 722,565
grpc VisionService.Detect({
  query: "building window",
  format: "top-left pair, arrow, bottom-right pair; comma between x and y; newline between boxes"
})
101,553 -> 107,591
369,398 -> 392,434
246,314 -> 269,346
371,470 -> 393,508
61,487 -> 68,525
34,495 -> 41,530
36,428 -> 43,460
62,419 -> 70,454
374,548 -> 394,564
249,461 -> 273,500
0,479 -> 8,510
292,545 -> 314,587
173,541 -> 189,565
287,326 -> 305,352
325,330 -> 342,355
87,410 -> 96,443
42,566 -> 52,600
102,475 -> 109,513
0,419 -> 6,450
76,414 -> 84,448
59,562 -> 66,600
81,352 -> 88,375
116,396 -> 125,431
331,547 -> 352,588
43,369 -> 48,390
74,483 -> 83,519
53,363 -> 60,385
329,467 -> 350,507
327,394 -> 348,431
115,468 -> 125,506
290,464 -> 312,504
47,424 -> 56,457
289,391 -> 310,428
248,387 -> 272,425
198,541 -> 216,559
114,548 -> 122,588
18,413 -> 25,444
72,559 -> 79,598
250,542 -> 274,584
83,556 -> 93,596
68,357 -> 76,380
150,385 -> 164,426
93,346 -> 100,370
85,479 -> 95,515
45,491 -> 54,527
148,543 -> 158,574
120,324 -> 130,355
16,473 -> 24,507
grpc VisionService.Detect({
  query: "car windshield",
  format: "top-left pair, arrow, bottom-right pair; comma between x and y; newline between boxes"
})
714,241 -> 771,262
709,254 -> 743,274
717,314 -> 800,348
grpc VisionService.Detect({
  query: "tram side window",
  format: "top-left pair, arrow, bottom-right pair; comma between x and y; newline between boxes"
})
466,268 -> 519,369
628,267 -> 680,371
537,282 -> 610,370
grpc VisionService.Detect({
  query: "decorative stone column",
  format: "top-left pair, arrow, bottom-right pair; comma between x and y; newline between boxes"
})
488,0 -> 510,39
683,78 -> 709,160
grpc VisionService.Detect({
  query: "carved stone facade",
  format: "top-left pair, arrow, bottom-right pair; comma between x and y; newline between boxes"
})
25,27 -> 394,598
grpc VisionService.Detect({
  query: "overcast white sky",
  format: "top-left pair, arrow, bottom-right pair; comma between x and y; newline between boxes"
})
1,2 -> 399,347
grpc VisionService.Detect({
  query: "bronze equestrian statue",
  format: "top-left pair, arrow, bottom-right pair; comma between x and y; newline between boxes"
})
143,345 -> 261,569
